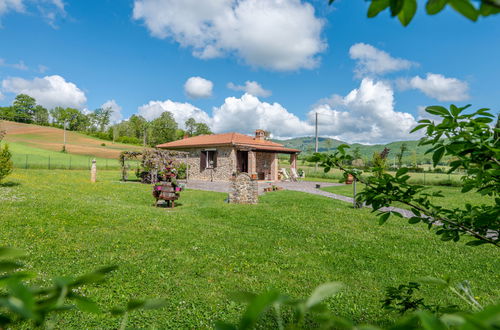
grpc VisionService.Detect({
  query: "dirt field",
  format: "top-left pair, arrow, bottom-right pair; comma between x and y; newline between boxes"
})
0,120 -> 143,159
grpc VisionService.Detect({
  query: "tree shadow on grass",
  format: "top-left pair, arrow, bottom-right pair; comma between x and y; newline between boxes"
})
154,201 -> 183,209
0,181 -> 20,188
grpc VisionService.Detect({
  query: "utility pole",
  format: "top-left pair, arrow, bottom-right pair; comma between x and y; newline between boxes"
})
315,112 -> 319,171
63,121 -> 67,152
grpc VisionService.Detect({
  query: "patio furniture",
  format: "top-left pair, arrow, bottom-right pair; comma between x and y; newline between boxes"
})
290,168 -> 300,181
153,182 -> 179,208
280,168 -> 291,181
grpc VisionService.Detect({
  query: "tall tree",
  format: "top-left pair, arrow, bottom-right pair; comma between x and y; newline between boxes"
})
50,107 -> 85,130
185,118 -> 197,136
396,143 -> 408,168
12,94 -> 36,123
194,122 -> 212,136
33,105 -> 49,126
129,115 -> 148,139
93,107 -> 112,132
148,111 -> 178,146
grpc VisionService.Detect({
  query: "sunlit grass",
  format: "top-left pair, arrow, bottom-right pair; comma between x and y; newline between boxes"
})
1,170 -> 498,328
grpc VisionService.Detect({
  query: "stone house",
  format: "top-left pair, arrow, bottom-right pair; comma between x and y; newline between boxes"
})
157,129 -> 300,181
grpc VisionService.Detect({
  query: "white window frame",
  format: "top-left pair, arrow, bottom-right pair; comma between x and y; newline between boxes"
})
205,149 -> 216,169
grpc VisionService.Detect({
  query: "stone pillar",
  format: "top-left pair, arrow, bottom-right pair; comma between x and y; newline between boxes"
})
271,154 -> 278,181
90,159 -> 97,183
248,151 -> 257,178
228,173 -> 258,204
290,153 -> 297,170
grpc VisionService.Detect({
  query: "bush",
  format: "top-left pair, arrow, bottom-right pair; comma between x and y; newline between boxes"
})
0,143 -> 13,182
115,136 -> 142,145
86,131 -> 113,141
176,162 -> 187,179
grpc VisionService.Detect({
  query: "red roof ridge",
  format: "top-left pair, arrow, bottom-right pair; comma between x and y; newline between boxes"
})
156,131 -> 300,154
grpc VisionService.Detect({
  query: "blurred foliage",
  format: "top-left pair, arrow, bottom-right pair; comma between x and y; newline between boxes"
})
328,0 -> 500,26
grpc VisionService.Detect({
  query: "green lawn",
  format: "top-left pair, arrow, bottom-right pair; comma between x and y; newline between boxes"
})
1,170 -> 498,328
320,184 -> 491,209
283,165 -> 463,187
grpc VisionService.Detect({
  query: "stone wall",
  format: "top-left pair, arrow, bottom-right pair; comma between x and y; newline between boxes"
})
175,147 -> 236,181
228,173 -> 258,204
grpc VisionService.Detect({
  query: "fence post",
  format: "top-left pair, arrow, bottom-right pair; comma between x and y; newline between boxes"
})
353,177 -> 357,208
25,155 -> 28,169
48,156 -> 51,170
88,157 -> 91,170
106,159 -> 108,170
69,156 -> 72,170
423,172 -> 426,185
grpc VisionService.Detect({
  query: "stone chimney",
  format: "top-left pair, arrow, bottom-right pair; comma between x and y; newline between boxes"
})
255,129 -> 266,141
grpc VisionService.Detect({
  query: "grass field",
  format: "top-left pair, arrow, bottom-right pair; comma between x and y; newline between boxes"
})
290,166 -> 463,187
6,141 -> 140,170
1,170 -> 498,328
320,184 -> 491,209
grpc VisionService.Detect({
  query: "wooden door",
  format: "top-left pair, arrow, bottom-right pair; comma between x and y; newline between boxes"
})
237,151 -> 248,173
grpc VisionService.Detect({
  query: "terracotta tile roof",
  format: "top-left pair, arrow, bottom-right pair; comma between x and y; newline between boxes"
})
156,132 -> 300,153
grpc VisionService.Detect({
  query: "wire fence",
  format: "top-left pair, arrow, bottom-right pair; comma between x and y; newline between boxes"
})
11,153 -> 140,171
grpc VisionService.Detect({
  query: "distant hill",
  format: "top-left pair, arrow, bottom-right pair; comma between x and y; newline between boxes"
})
0,120 -> 143,159
274,136 -> 434,165
271,136 -> 345,153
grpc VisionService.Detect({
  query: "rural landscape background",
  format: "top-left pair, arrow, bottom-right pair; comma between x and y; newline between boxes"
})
1,0 -> 499,329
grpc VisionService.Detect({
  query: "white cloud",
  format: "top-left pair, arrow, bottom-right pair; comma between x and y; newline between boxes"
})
136,79 -> 420,143
184,76 -> 213,99
0,91 -> 4,100
212,93 -> 312,137
309,78 -> 419,144
1,75 -> 87,109
38,64 -> 49,73
101,100 -> 123,124
398,73 -> 469,102
349,43 -> 416,78
0,0 -> 65,27
133,0 -> 326,71
138,99 -> 210,129
0,0 -> 24,15
12,60 -> 28,70
227,81 -> 271,97
0,58 -> 29,70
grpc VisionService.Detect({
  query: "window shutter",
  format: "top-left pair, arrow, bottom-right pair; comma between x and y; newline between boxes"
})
200,151 -> 206,171
213,150 -> 218,168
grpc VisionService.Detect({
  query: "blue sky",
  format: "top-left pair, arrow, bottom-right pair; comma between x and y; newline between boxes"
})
0,0 -> 499,143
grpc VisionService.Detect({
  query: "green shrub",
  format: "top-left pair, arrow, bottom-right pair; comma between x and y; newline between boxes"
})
176,162 -> 187,179
115,136 -> 142,145
0,142 -> 13,182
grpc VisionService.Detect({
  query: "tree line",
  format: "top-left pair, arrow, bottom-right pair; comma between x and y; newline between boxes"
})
0,94 -> 212,147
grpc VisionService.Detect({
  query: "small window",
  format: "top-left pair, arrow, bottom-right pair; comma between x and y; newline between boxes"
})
206,150 -> 216,169
201,150 -> 217,171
